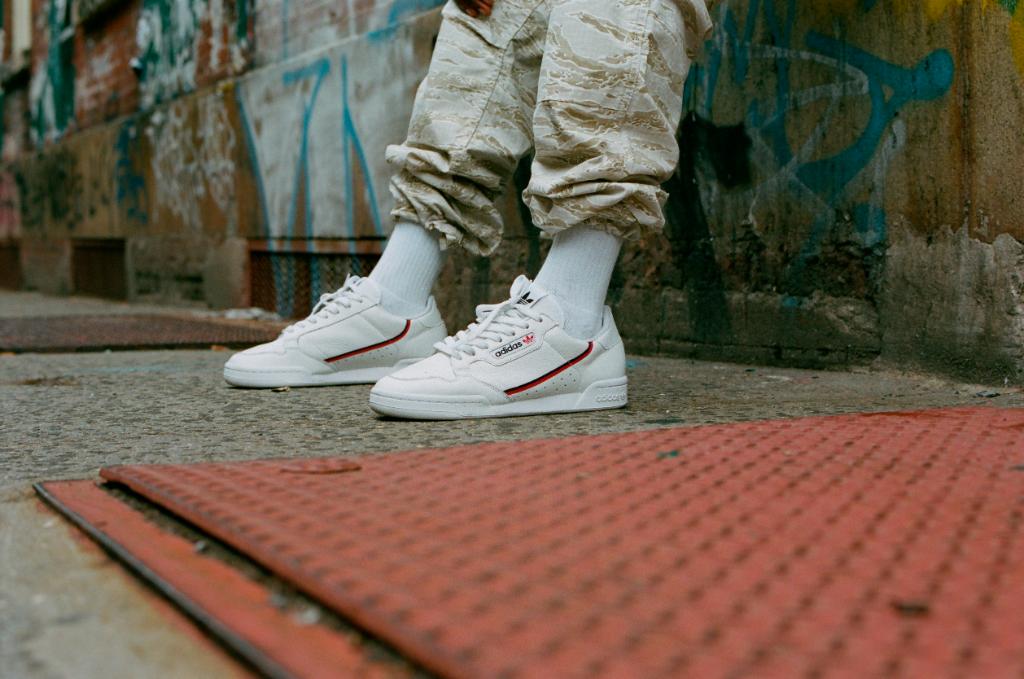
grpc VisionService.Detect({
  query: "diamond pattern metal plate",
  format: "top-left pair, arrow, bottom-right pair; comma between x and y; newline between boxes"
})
101,407 -> 1024,679
36,480 -> 397,679
0,315 -> 282,352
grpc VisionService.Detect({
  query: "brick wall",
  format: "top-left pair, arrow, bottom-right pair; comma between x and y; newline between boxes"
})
8,0 -> 253,148
75,4 -> 141,129
1,0 -> 444,153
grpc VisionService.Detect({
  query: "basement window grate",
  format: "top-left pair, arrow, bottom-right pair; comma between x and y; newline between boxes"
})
249,249 -> 380,319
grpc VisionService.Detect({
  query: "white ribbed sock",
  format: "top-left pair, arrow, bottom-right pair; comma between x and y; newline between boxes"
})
535,227 -> 622,339
369,222 -> 446,318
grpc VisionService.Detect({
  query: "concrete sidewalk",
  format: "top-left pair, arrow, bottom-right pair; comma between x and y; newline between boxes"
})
1,291 -> 1021,678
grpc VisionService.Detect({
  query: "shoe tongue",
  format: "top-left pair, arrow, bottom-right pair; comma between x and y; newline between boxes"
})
512,280 -> 564,324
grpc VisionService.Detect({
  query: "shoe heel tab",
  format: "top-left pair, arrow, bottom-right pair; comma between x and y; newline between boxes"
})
414,296 -> 446,327
596,306 -> 622,350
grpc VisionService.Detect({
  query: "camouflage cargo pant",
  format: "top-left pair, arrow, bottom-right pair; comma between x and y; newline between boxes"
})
386,0 -> 714,256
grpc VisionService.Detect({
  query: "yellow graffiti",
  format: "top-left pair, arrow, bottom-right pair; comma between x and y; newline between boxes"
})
892,0 -> 1006,20
800,0 -> 1023,78
888,0 -> 1024,78
1012,4 -> 1024,78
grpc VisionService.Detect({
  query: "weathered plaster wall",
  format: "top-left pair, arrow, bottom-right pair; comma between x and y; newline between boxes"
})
622,0 -> 1022,381
75,3 -> 141,129
250,0 -> 443,66
438,0 -> 1024,381
3,0 -> 1023,382
10,3 -> 441,303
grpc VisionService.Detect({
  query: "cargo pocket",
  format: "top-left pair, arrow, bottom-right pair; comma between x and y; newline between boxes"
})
537,0 -> 653,113
440,0 -> 544,49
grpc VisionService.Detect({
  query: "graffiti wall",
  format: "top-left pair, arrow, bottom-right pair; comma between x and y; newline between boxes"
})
236,22 -> 433,242
603,0 -> 1024,379
132,0 -> 251,108
13,3 -> 441,305
635,0 -> 959,360
5,0 -> 1024,379
29,0 -> 75,144
251,0 -> 444,66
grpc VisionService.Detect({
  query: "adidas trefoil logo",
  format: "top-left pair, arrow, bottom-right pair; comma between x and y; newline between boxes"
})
494,333 -> 537,359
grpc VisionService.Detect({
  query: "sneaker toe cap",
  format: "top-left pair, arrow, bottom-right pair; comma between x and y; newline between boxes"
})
224,340 -> 301,373
371,372 -> 493,401
224,351 -> 260,371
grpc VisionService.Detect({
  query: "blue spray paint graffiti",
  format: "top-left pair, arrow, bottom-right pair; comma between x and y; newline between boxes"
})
134,0 -> 206,108
686,0 -> 954,299
236,52 -> 387,315
282,58 -> 331,242
340,56 -> 384,242
235,87 -> 270,234
764,31 -> 952,202
368,0 -> 445,42
235,82 -> 293,314
282,0 -> 291,59
31,0 -> 75,144
114,122 -> 148,225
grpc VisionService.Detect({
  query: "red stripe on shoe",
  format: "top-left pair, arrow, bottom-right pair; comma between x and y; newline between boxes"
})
325,320 -> 411,363
504,342 -> 594,397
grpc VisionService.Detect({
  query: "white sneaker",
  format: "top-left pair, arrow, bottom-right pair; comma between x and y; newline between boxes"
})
368,276 -> 628,419
223,276 -> 447,388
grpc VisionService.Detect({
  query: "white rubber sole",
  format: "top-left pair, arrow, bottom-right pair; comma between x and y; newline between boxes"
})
223,358 -> 422,389
368,376 -> 628,420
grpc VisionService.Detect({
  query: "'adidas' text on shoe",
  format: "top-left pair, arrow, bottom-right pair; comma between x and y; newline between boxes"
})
368,276 -> 628,419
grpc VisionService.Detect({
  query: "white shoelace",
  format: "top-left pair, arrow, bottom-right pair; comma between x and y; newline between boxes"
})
282,275 -> 369,335
435,276 -> 543,360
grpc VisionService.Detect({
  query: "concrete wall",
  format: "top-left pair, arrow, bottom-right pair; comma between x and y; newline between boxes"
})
2,0 -> 1023,382
658,0 -> 1024,381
